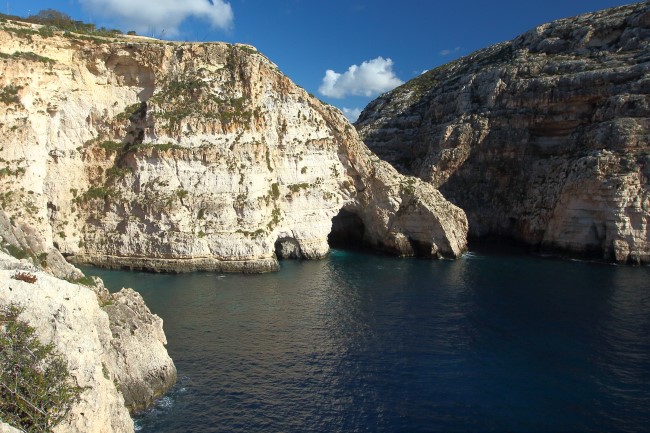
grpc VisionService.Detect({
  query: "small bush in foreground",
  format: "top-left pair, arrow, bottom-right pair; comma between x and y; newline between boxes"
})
0,304 -> 82,432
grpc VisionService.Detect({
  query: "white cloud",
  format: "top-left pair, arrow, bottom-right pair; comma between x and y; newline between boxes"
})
318,57 -> 403,99
439,47 -> 461,57
77,0 -> 234,36
342,107 -> 362,123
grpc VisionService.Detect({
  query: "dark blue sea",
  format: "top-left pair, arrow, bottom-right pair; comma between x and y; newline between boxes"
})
84,249 -> 650,433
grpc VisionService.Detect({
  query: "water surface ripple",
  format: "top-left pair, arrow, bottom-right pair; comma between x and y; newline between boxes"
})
84,250 -> 650,432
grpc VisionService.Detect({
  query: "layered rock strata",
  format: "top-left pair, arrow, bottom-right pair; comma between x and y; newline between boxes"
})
357,2 -> 649,263
0,20 -> 467,272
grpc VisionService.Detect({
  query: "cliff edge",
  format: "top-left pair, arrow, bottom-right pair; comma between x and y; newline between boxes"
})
357,2 -> 649,264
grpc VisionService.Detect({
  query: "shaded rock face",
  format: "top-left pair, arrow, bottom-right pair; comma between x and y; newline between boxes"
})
357,3 -> 650,264
0,21 -> 467,272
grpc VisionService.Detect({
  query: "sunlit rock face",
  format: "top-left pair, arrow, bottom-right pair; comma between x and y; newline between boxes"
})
0,21 -> 467,272
0,252 -> 177,433
357,2 -> 650,264
0,207 -> 177,432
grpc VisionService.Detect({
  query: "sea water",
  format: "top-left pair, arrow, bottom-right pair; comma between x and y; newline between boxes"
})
84,249 -> 650,432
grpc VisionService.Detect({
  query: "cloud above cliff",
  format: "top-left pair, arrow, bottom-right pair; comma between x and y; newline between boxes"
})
439,47 -> 461,56
342,107 -> 362,123
318,57 -> 403,99
76,0 -> 234,36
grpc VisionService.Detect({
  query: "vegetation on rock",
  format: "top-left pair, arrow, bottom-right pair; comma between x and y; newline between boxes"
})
0,86 -> 21,105
0,8 -> 124,38
0,304 -> 82,432
0,51 -> 55,64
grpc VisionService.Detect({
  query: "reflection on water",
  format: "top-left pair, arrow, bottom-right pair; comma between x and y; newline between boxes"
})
82,250 -> 650,432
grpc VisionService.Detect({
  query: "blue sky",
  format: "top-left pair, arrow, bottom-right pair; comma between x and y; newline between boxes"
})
6,0 -> 636,120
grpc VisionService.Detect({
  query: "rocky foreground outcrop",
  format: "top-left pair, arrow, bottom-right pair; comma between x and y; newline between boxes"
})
0,208 -> 176,432
357,2 -> 649,263
0,20 -> 466,272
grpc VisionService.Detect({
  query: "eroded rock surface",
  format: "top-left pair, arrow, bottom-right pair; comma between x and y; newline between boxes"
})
0,20 -> 466,271
99,285 -> 177,412
357,3 -> 649,263
0,215 -> 176,432
0,258 -> 135,433
0,208 -> 82,279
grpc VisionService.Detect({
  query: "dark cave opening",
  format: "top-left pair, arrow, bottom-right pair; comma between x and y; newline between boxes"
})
328,208 -> 366,250
274,237 -> 303,260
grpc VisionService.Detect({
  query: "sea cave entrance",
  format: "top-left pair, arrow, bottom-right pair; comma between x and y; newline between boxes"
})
328,208 -> 366,250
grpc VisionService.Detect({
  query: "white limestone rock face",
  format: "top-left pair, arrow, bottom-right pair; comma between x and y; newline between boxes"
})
0,249 -> 177,432
356,3 -> 650,264
0,207 -> 82,280
0,187 -> 177,430
315,104 -> 468,258
98,285 -> 178,412
0,256 -> 134,433
541,150 -> 649,262
0,212 -> 177,432
0,22 -> 467,271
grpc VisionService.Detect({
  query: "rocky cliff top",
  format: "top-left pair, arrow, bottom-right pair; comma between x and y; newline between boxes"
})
358,2 -> 649,174
356,2 -> 649,263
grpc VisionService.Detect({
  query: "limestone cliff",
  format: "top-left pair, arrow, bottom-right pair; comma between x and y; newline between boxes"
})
0,206 -> 83,280
0,20 -> 467,272
0,210 -> 177,432
357,3 -> 649,264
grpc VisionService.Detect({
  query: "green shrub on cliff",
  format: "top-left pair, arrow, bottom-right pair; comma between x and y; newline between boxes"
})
8,51 -> 56,64
0,304 -> 82,432
0,85 -> 21,105
75,186 -> 117,203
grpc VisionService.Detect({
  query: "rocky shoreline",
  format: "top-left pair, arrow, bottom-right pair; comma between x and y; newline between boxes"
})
0,209 -> 176,432
1,3 -> 647,431
68,253 -> 280,273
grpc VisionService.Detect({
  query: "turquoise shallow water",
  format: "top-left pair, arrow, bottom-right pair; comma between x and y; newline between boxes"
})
83,250 -> 650,432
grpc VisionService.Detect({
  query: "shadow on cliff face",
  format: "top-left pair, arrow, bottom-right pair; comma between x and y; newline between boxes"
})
327,209 -> 366,251
467,234 -> 617,265
272,209 -> 369,260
